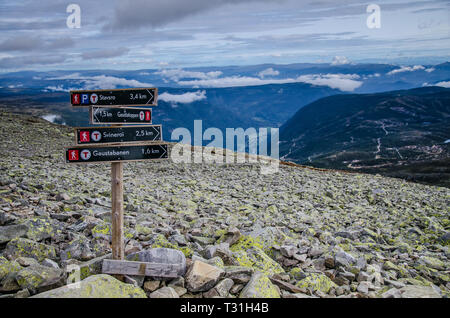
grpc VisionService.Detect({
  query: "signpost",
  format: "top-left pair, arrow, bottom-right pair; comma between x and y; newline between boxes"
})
66,144 -> 168,163
90,106 -> 152,125
71,88 -> 157,107
75,125 -> 162,145
66,87 -> 168,280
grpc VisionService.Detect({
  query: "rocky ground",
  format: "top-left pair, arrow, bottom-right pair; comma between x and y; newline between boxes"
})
0,109 -> 449,298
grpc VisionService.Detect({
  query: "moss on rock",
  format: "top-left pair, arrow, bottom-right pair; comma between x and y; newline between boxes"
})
150,234 -> 194,258
0,256 -> 22,280
31,274 -> 147,298
230,236 -> 284,276
295,273 -> 337,294
5,238 -> 57,262
239,272 -> 280,298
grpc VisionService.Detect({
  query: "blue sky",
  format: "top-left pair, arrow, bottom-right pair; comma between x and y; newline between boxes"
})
0,0 -> 449,71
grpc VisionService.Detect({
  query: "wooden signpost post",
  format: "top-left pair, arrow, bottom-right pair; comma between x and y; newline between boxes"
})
67,88 -> 169,280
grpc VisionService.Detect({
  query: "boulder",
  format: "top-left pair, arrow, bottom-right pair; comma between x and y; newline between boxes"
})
150,286 -> 179,298
22,217 -> 59,241
16,264 -> 64,292
295,272 -> 337,294
0,224 -> 28,244
399,285 -> 441,298
203,278 -> 234,298
60,235 -> 95,261
5,238 -> 57,261
217,227 -> 241,246
230,236 -> 284,276
225,266 -> 254,284
31,274 -> 147,298
0,257 -> 22,280
240,272 -> 280,298
186,260 -> 224,292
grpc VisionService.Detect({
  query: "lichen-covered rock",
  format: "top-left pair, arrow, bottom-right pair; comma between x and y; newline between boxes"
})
148,234 -> 194,258
15,264 -> 64,291
399,285 -> 441,298
230,236 -> 284,276
0,256 -> 22,280
31,274 -> 147,298
5,238 -> 57,261
91,221 -> 133,241
0,224 -> 28,244
295,273 -> 338,294
22,217 -> 60,241
60,235 -> 95,261
239,272 -> 280,298
248,227 -> 292,255
419,256 -> 446,270
186,260 -> 224,292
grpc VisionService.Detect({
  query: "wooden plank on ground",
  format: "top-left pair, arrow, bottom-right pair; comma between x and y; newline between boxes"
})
102,259 -> 183,278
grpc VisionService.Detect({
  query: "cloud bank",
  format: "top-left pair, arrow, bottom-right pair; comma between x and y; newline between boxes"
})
177,73 -> 363,91
159,90 -> 207,103
387,65 -> 425,75
46,73 -> 153,90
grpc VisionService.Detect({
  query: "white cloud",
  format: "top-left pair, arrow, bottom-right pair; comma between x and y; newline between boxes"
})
159,90 -> 207,103
387,65 -> 425,75
296,74 -> 362,92
7,84 -> 23,88
258,68 -> 280,78
41,114 -> 66,125
425,67 -> 435,73
434,81 -> 450,88
46,73 -> 153,89
331,56 -> 351,65
155,69 -> 222,82
44,85 -> 72,92
177,73 -> 362,92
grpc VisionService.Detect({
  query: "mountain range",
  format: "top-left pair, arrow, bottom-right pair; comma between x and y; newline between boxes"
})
279,86 -> 450,187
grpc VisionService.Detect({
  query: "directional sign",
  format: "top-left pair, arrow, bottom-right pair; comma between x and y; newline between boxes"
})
75,125 -> 162,145
66,144 -> 168,163
90,106 -> 152,125
70,88 -> 157,107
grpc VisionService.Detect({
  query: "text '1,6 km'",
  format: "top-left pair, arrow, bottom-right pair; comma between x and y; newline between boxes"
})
66,144 -> 168,163
71,88 -> 157,107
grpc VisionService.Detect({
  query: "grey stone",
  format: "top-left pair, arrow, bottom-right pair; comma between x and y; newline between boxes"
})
186,261 -> 224,292
150,287 -> 179,298
399,285 -> 441,298
31,274 -> 147,298
0,224 -> 28,244
225,266 -> 254,284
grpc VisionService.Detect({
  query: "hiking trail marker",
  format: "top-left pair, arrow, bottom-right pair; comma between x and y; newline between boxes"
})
90,106 -> 152,125
71,88 -> 157,107
75,125 -> 162,145
66,88 -> 168,279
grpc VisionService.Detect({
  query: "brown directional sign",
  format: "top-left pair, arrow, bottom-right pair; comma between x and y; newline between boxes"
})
66,143 -> 168,163
70,88 -> 157,107
90,106 -> 152,125
75,125 -> 162,145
